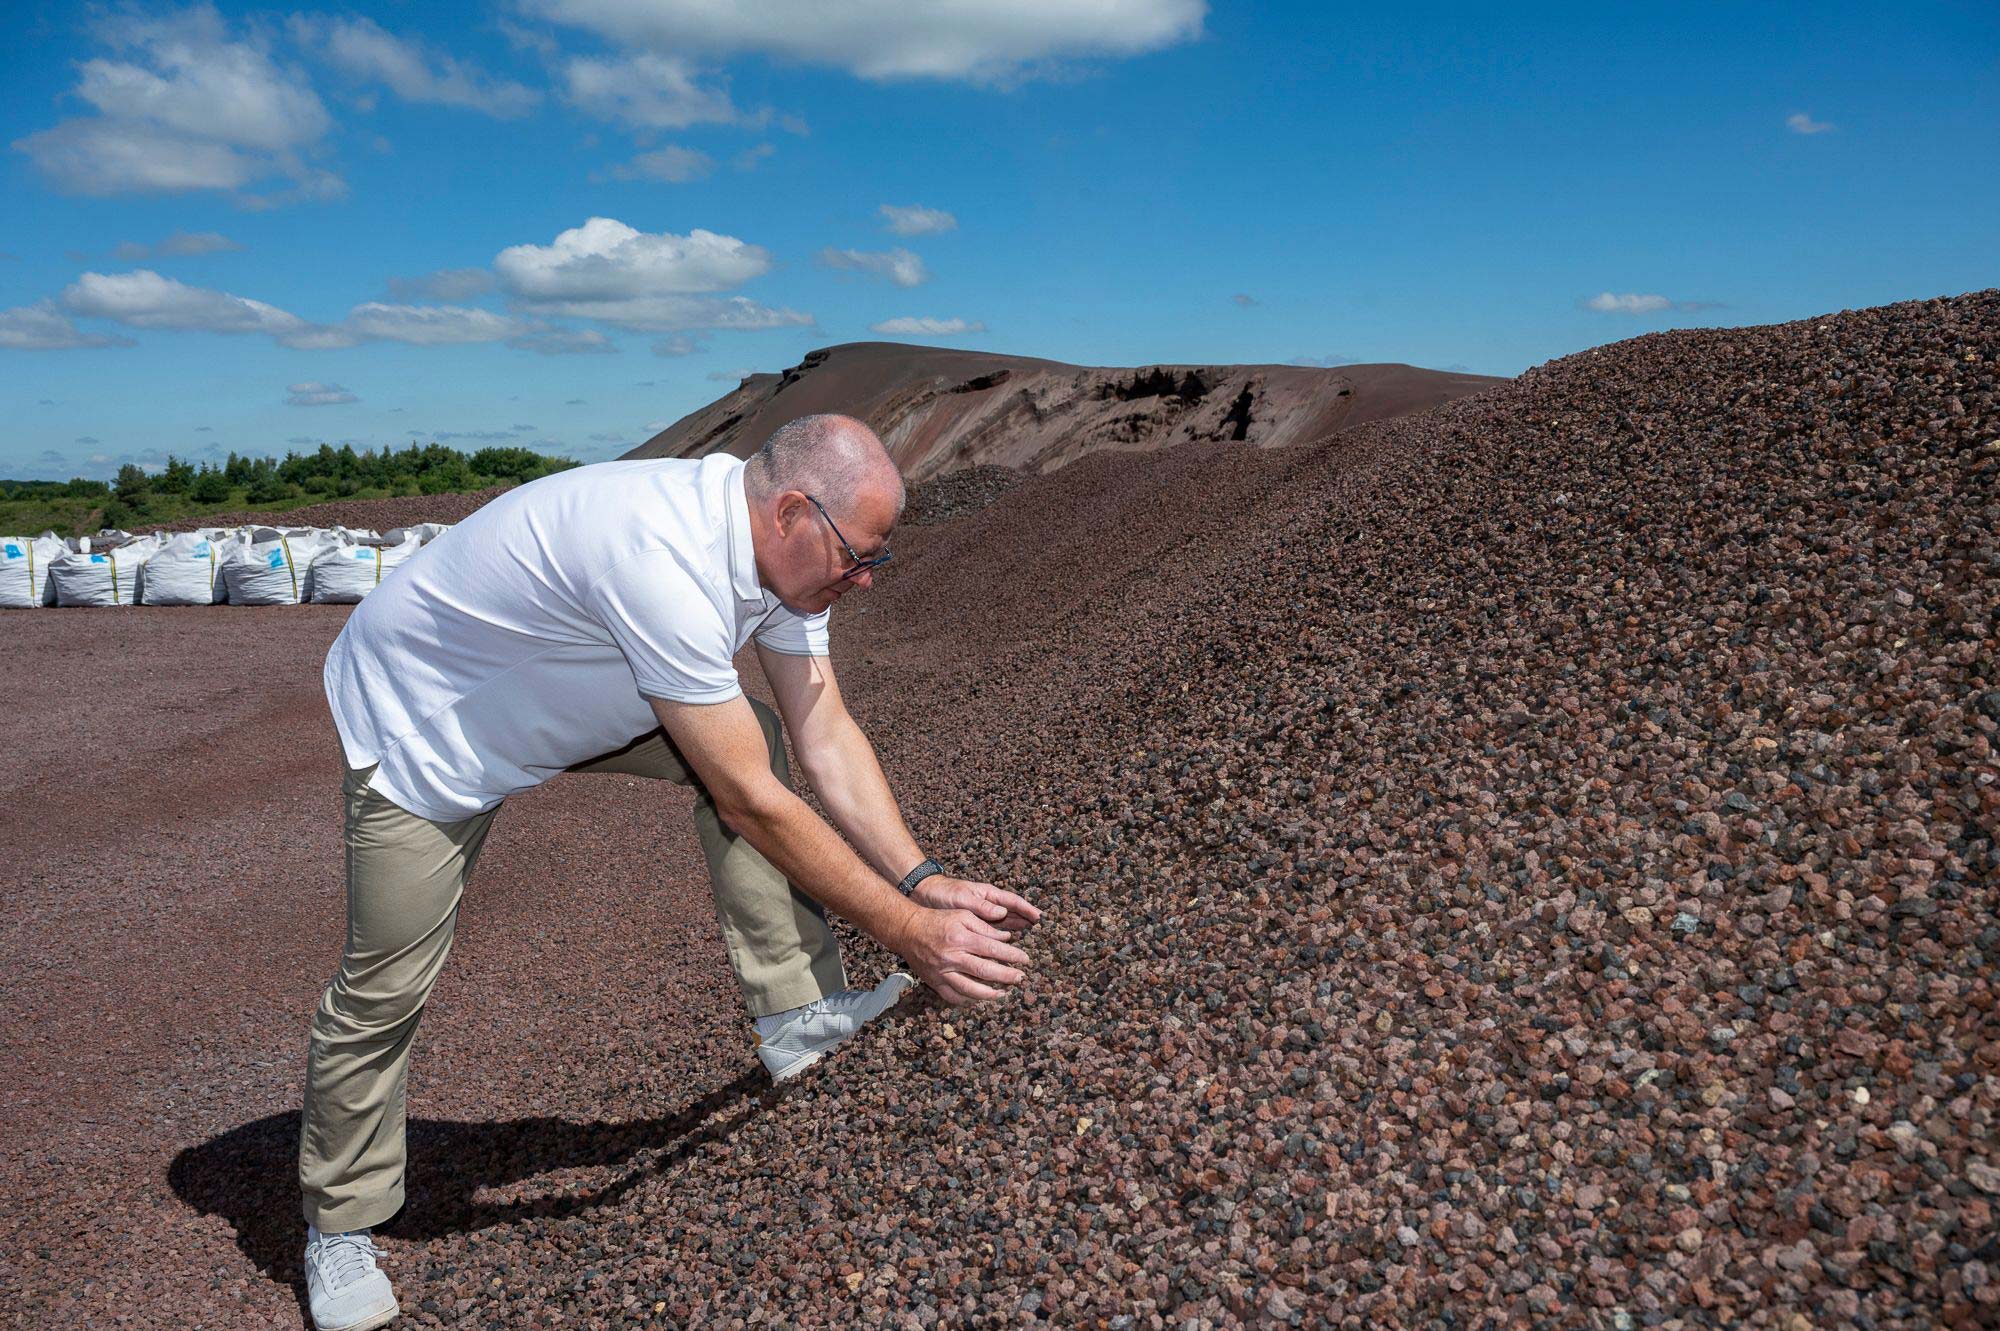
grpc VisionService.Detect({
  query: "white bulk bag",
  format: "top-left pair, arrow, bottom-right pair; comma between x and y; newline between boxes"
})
140,532 -> 239,605
309,535 -> 419,604
51,539 -> 157,606
222,529 -> 336,605
0,532 -> 67,608
409,522 -> 454,545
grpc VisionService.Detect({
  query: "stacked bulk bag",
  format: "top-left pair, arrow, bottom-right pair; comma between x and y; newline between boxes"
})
0,532 -> 67,608
139,531 -> 242,605
221,528 -> 337,606
51,534 -> 161,606
409,522 -> 453,545
309,533 -> 420,603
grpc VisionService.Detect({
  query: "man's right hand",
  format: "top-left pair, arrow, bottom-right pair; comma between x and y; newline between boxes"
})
897,906 -> 1031,1006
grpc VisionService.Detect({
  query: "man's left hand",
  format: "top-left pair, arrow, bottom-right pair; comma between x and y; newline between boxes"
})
911,875 -> 1041,937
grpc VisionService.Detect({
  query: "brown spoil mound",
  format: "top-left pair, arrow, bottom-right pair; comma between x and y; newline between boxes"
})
625,340 -> 1506,481
142,486 -> 515,536
1,292 -> 1995,1329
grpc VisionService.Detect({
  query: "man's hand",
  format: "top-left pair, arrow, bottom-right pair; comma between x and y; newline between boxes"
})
911,875 -> 1041,936
896,906 -> 1032,1007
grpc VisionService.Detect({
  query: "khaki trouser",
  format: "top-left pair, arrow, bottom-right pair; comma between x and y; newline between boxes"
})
298,697 -> 846,1231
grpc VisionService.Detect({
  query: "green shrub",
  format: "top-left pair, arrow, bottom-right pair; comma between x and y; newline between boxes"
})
158,455 -> 195,494
113,463 -> 151,502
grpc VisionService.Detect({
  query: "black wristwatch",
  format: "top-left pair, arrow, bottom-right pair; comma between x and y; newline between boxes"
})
895,857 -> 945,897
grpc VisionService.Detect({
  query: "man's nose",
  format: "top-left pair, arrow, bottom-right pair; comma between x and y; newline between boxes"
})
847,568 -> 875,591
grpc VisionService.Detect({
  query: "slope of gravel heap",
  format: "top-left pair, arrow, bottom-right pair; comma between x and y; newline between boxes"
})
313,291 -> 1995,1330
143,485 -> 513,536
899,464 -> 1027,525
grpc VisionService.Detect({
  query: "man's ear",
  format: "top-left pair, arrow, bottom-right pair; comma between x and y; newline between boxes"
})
775,491 -> 809,537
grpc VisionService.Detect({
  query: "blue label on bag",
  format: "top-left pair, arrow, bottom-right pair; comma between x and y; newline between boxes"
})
192,540 -> 210,557
90,554 -> 108,564
266,549 -> 286,569
2,543 -> 21,559
353,547 -> 375,560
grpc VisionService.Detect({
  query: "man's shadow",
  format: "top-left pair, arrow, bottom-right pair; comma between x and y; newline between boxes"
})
169,1069 -> 773,1315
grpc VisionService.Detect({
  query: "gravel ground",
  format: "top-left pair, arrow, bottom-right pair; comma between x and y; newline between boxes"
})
2,292 -> 1994,1329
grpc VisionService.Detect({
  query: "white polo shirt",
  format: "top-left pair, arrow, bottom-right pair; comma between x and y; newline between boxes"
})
323,454 -> 829,822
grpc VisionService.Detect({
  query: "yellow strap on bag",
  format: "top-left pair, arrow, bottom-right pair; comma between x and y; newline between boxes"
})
373,546 -> 383,586
281,534 -> 297,602
108,551 -> 119,605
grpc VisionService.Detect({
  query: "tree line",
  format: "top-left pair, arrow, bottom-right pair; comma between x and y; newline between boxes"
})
1,442 -> 581,529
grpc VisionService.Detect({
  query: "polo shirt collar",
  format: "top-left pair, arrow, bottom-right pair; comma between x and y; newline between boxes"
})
724,459 -> 766,604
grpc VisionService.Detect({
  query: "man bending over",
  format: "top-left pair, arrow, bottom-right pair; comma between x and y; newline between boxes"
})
299,414 -> 1038,1331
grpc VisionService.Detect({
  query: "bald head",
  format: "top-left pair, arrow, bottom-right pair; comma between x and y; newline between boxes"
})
745,413 -> 905,521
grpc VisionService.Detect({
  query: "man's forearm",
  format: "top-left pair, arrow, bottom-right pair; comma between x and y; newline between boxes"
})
798,719 -> 927,880
721,780 -> 921,949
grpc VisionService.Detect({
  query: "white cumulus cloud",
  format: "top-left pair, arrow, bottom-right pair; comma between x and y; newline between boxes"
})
287,380 -> 358,406
63,269 -> 327,343
291,15 -> 542,118
13,5 -> 338,200
1581,291 -> 1724,315
494,217 -> 809,331
559,51 -> 739,128
385,267 -> 496,301
1582,291 -> 1673,314
818,246 -> 928,287
521,0 -> 1206,82
55,268 -> 614,351
18,118 -> 257,195
879,204 -> 956,236
603,145 -> 715,182
1786,111 -> 1834,135
0,300 -> 136,350
870,316 -> 986,337
509,328 -> 618,355
113,230 -> 244,261
343,302 -> 531,345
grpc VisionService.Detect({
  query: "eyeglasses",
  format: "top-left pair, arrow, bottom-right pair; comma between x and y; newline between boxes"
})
805,493 -> 893,581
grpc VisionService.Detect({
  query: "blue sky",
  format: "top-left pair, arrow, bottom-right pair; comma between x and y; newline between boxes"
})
2,1 -> 1994,481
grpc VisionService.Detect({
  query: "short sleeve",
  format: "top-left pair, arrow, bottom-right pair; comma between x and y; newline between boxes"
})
581,550 -> 742,703
753,603 -> 831,657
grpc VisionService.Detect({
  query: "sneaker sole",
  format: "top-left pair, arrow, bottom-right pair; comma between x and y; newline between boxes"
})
316,1305 -> 398,1331
766,1048 -> 826,1083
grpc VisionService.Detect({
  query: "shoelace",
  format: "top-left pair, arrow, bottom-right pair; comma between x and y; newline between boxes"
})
313,1231 -> 384,1291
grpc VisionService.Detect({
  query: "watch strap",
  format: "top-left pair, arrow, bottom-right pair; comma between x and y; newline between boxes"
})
895,857 -> 944,896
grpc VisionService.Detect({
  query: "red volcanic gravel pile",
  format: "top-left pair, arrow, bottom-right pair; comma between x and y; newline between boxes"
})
899,464 -> 1025,525
2,293 -> 1995,1329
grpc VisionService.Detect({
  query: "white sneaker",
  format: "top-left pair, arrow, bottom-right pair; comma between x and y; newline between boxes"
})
305,1225 -> 399,1331
754,973 -> 915,1082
